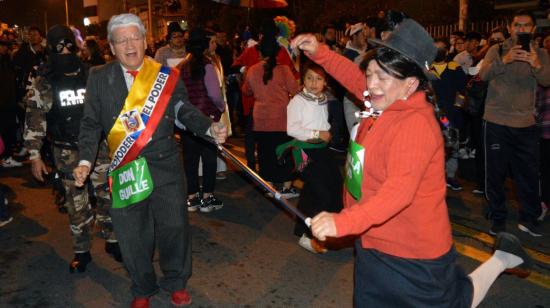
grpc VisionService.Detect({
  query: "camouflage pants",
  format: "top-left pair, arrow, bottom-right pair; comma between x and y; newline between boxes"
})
53,140 -> 116,252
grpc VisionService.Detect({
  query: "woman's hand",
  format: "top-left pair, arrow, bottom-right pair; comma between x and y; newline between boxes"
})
311,211 -> 337,241
291,34 -> 320,57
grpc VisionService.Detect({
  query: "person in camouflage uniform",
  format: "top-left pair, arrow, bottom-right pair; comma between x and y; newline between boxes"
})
23,24 -> 121,273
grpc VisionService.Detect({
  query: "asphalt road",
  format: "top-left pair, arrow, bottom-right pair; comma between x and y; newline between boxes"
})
0,137 -> 549,307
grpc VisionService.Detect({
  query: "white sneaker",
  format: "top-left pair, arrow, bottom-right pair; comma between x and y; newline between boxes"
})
281,187 -> 300,199
469,149 -> 476,158
1,157 -> 23,168
457,148 -> 469,160
0,217 -> 13,227
298,234 -> 327,254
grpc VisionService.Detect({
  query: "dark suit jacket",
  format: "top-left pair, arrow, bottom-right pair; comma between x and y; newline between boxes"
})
78,60 -> 213,187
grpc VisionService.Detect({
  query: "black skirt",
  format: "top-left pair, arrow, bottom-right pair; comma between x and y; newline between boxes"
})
294,147 -> 343,237
255,131 -> 295,183
354,241 -> 473,308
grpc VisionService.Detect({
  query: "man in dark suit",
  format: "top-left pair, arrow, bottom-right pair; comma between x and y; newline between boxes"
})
73,13 -> 226,308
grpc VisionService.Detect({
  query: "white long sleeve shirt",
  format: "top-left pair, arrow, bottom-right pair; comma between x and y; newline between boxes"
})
286,90 -> 331,141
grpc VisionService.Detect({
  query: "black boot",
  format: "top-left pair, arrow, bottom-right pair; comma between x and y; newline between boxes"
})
105,242 -> 123,263
69,251 -> 92,273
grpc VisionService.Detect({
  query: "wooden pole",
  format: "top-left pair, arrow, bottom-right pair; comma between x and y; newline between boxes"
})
459,0 -> 468,31
148,0 -> 153,42
65,0 -> 70,26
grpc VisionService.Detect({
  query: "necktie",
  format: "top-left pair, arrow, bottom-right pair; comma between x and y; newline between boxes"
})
127,70 -> 138,78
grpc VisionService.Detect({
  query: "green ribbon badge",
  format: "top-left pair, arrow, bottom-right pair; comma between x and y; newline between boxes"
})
110,157 -> 153,209
345,140 -> 365,200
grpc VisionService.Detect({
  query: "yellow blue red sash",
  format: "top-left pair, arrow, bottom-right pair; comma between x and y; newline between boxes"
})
107,58 -> 179,171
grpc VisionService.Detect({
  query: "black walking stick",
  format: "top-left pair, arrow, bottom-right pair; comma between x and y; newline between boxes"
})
214,142 -> 312,228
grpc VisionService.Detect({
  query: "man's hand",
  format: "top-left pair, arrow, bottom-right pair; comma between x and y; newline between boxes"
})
210,122 -> 227,144
291,34 -> 320,57
311,211 -> 337,241
73,165 -> 90,187
31,158 -> 49,182
502,45 -> 531,65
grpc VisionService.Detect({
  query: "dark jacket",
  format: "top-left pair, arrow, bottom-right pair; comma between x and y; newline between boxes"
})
0,53 -> 17,111
13,43 -> 46,101
181,60 -> 222,122
78,60 -> 213,187
431,61 -> 467,128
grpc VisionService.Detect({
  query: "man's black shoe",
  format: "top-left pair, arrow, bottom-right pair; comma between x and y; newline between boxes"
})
105,242 -> 123,263
489,220 -> 506,236
518,221 -> 543,237
494,232 -> 533,277
69,251 -> 92,273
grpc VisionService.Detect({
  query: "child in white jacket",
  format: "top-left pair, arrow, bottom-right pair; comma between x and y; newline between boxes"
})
282,61 -> 343,253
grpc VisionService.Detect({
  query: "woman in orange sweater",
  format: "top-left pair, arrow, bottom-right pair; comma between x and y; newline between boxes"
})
292,19 -> 532,308
242,20 -> 300,197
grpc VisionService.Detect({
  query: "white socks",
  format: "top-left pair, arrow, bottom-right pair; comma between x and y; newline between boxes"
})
494,250 -> 524,268
468,250 -> 524,308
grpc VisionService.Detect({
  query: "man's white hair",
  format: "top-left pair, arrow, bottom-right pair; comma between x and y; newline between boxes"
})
107,13 -> 146,42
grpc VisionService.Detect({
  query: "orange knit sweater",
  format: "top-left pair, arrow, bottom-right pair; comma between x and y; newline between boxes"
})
310,45 -> 453,259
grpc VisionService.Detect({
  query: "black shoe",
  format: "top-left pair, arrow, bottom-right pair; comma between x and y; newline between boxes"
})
281,187 -> 300,199
494,232 -> 533,277
446,178 -> 463,191
472,188 -> 485,195
187,194 -> 202,212
518,221 -> 543,237
69,251 -> 92,273
200,195 -> 224,213
105,242 -> 123,263
489,220 -> 506,236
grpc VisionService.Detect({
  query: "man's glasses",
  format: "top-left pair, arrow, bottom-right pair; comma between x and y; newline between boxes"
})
54,39 -> 77,53
112,35 -> 143,46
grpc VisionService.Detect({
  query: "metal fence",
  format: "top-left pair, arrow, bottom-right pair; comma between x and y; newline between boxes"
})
335,19 -> 510,42
426,19 -> 510,39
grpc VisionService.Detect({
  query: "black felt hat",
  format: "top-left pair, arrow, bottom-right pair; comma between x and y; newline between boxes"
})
368,19 -> 437,78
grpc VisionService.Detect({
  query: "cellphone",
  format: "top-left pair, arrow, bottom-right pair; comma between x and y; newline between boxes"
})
517,33 -> 532,52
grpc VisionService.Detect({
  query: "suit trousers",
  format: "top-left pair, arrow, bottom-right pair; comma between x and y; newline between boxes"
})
110,181 -> 191,297
484,121 -> 541,223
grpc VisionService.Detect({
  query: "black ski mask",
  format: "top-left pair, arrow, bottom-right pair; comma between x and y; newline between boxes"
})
51,53 -> 80,73
47,25 -> 80,74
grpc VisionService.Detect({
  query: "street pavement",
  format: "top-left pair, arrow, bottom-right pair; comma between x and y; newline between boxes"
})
0,136 -> 549,307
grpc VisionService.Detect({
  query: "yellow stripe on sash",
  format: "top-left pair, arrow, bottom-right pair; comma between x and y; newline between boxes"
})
107,58 -> 162,159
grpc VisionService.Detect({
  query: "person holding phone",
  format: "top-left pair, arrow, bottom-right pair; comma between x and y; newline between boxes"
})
480,9 -> 550,237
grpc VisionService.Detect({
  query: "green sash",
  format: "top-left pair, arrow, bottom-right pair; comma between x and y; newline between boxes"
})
345,140 -> 365,200
276,139 -> 327,172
